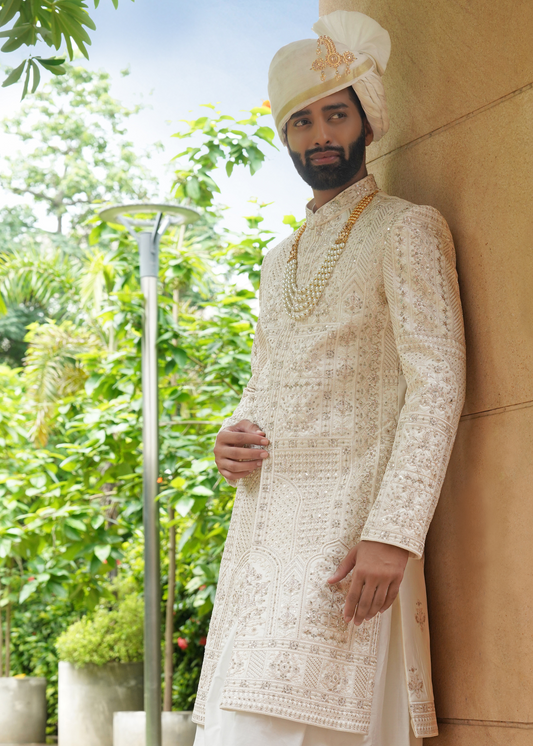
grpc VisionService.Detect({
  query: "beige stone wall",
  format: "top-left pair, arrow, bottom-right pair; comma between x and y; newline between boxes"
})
316,2 -> 533,743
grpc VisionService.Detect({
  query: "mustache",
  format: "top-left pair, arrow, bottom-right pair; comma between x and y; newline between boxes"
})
304,145 -> 345,161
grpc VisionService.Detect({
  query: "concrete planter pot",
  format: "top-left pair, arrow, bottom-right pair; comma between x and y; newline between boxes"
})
113,711 -> 196,746
58,661 -> 143,746
0,676 -> 47,745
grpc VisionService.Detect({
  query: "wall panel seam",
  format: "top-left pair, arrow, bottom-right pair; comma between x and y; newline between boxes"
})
461,399 -> 533,421
368,81 -> 533,165
439,718 -> 533,730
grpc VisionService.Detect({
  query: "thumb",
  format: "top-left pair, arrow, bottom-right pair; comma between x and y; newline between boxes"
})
327,547 -> 358,584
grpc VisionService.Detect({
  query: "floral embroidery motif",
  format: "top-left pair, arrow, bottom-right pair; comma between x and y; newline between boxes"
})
268,651 -> 301,681
415,600 -> 427,631
192,175 -> 465,738
408,667 -> 424,699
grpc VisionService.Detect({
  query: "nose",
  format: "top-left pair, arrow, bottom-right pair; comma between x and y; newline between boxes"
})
310,117 -> 332,148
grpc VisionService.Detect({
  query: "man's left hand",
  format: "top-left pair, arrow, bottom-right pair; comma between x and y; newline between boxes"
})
327,540 -> 409,626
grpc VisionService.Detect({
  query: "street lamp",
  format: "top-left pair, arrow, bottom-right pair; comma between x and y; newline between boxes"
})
99,203 -> 200,746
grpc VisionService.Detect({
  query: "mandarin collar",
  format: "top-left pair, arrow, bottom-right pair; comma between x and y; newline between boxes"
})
304,174 -> 379,229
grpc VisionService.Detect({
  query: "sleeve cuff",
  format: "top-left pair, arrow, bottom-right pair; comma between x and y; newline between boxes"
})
360,527 -> 424,560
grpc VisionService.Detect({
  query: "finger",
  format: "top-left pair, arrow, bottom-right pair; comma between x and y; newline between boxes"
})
219,467 -> 255,481
343,573 -> 365,623
219,430 -> 270,447
218,457 -> 264,474
364,583 -> 389,621
352,583 -> 378,626
328,548 -> 357,584
378,579 -> 401,615
216,446 -> 269,462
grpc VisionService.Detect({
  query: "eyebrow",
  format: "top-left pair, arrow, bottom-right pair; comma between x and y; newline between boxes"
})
289,102 -> 349,120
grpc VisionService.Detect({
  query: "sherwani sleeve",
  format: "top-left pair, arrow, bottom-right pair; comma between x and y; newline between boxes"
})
360,204 -> 466,559
218,314 -> 268,432
218,264 -> 270,486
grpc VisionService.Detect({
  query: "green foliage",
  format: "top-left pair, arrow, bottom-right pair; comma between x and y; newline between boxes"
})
0,0 -> 134,96
0,66 -> 293,727
9,597 -> 79,735
172,104 -> 276,208
169,615 -> 207,710
0,65 -> 155,234
55,592 -> 143,666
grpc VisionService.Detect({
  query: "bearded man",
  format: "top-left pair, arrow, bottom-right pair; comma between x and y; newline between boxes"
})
192,10 -> 466,746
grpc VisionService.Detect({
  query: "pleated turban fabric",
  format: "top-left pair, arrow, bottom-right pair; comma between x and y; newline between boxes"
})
268,11 -> 391,144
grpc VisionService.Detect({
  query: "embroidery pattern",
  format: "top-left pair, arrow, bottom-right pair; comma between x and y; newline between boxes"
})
408,666 -> 424,699
415,600 -> 427,631
192,176 -> 466,738
311,35 -> 356,81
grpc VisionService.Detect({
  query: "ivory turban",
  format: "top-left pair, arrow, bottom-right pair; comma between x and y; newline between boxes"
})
268,11 -> 391,144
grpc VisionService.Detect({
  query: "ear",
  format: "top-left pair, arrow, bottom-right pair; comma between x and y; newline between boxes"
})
364,118 -> 374,147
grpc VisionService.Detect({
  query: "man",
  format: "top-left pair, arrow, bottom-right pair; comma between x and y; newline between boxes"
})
193,10 -> 466,746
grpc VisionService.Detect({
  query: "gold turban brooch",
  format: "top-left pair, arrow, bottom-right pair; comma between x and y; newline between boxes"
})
268,11 -> 391,144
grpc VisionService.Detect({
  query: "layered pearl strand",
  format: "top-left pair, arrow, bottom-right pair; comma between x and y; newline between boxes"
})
282,190 -> 379,320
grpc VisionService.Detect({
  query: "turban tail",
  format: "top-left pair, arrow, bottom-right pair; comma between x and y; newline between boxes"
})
268,11 -> 391,144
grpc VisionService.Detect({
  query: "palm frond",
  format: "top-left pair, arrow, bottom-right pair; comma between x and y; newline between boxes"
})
23,320 -> 102,446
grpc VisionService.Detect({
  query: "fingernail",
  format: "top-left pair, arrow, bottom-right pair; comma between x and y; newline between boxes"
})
260,452 -> 269,458
261,438 -> 269,445
256,462 -> 262,467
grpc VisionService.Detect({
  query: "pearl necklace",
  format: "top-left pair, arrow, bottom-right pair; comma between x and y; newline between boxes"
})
282,190 -> 378,320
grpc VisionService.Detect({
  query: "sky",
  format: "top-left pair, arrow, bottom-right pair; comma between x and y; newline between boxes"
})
0,0 -> 320,239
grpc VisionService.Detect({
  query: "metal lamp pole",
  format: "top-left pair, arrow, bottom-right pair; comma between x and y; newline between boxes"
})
99,203 -> 199,746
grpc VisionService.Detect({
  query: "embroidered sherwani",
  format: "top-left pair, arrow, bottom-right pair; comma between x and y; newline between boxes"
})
192,175 -> 466,740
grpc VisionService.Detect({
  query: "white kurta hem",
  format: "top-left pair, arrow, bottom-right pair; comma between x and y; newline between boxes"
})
194,598 -> 421,746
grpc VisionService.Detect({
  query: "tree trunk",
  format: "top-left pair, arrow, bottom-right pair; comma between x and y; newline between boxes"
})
163,282 -> 181,711
5,602 -> 11,676
163,505 -> 176,711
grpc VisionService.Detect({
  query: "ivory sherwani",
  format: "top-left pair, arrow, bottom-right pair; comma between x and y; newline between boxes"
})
193,175 -> 466,739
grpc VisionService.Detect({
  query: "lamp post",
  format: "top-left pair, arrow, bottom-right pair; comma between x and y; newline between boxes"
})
99,203 -> 200,746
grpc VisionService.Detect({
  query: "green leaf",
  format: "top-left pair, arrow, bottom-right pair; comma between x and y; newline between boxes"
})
94,544 -> 111,562
1,59 -> 25,88
170,476 -> 186,489
30,60 -> 40,93
178,521 -> 197,551
175,496 -> 195,517
0,0 -> 22,27
191,485 -> 214,497
19,580 -> 39,604
21,59 -> 31,99
36,56 -> 66,67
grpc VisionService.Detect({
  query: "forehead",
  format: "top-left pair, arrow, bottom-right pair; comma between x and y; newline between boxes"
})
289,88 -> 354,119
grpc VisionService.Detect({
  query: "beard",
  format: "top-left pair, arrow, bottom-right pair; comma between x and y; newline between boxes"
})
287,125 -> 366,191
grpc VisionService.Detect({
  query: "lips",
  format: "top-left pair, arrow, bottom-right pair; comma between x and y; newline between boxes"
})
309,151 -> 341,165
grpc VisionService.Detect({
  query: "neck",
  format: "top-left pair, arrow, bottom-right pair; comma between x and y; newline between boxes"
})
311,163 -> 368,211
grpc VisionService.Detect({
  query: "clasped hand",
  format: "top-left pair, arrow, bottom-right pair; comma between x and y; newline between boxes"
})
214,419 -> 269,480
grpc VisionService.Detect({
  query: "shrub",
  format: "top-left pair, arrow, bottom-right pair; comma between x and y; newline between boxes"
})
55,593 -> 143,667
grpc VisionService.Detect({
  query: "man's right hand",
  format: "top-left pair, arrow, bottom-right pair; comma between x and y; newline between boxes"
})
214,419 -> 270,481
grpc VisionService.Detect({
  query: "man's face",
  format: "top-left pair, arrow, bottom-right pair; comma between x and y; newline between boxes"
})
285,88 -> 374,191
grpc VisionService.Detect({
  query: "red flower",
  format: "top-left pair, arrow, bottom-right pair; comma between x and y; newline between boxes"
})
199,636 -> 207,646
262,100 -> 271,109
116,560 -> 121,565
177,637 -> 188,650
28,576 -> 35,582
199,584 -> 206,591
157,477 -> 163,484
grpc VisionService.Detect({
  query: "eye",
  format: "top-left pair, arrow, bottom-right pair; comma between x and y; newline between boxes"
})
293,118 -> 311,127
330,112 -> 347,120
